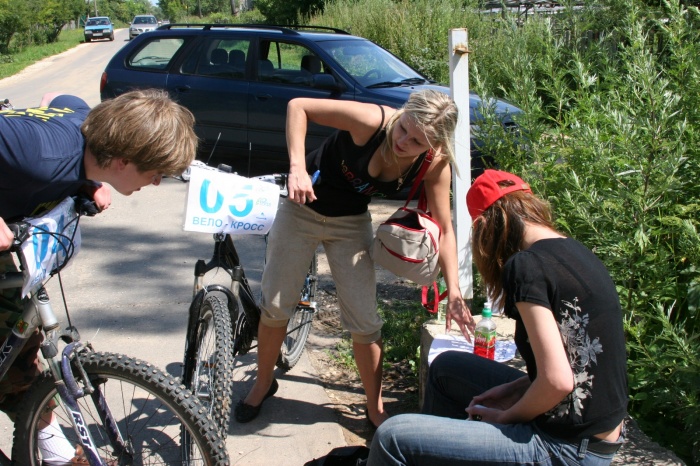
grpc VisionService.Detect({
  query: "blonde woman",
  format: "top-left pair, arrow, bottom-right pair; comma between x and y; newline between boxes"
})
235,90 -> 476,428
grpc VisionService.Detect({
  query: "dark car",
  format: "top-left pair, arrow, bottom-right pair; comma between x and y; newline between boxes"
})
100,24 -> 521,176
84,16 -> 114,42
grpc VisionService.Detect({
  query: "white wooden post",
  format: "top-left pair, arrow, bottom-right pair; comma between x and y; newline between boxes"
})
449,29 -> 473,300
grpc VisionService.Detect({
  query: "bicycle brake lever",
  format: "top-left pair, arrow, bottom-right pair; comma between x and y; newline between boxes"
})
8,222 -> 30,251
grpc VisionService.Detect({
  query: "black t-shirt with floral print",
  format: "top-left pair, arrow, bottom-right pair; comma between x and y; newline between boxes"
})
503,237 -> 628,440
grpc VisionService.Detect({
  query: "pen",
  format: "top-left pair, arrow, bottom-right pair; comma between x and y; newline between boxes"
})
311,170 -> 321,185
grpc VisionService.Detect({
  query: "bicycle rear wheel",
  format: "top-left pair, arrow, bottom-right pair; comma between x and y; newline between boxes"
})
13,351 -> 228,465
182,293 -> 235,437
277,255 -> 318,371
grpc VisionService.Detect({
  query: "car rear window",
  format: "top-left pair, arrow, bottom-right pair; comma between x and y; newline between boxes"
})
257,40 -> 327,86
128,38 -> 186,70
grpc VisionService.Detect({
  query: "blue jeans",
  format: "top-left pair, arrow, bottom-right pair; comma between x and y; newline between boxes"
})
365,351 -> 621,466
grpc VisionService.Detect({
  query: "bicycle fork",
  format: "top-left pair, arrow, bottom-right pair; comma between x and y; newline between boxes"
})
52,342 -> 133,465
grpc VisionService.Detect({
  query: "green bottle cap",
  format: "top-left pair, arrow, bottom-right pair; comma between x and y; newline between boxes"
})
482,307 -> 492,318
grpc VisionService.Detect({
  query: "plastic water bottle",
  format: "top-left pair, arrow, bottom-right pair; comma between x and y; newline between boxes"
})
474,304 -> 496,359
437,276 -> 447,323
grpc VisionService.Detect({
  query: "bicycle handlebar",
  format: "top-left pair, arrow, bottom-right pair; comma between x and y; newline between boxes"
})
73,195 -> 100,217
4,195 -> 98,253
207,163 -> 289,195
7,222 -> 30,252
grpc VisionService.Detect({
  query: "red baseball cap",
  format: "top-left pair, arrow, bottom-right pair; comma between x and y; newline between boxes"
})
467,169 -> 532,219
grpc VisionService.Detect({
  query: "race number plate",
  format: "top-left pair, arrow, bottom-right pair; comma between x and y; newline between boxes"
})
183,165 -> 280,235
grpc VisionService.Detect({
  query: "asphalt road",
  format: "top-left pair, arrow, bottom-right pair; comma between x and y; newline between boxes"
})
0,27 -> 130,108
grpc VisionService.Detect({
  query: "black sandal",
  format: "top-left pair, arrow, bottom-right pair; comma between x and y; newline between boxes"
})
234,378 -> 279,423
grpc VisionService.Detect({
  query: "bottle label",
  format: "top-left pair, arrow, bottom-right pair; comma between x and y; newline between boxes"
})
474,329 -> 496,348
474,328 -> 496,359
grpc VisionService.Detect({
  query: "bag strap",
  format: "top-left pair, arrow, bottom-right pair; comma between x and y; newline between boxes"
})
404,150 -> 434,208
421,281 -> 448,314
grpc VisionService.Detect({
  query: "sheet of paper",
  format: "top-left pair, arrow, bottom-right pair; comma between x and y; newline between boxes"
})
428,333 -> 517,365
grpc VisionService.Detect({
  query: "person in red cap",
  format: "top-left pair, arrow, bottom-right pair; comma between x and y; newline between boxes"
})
363,169 -> 628,465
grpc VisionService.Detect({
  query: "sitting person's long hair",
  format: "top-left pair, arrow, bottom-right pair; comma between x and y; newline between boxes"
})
472,183 -> 559,310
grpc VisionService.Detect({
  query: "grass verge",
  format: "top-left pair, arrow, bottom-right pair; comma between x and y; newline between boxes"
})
0,29 -> 84,81
332,298 -> 431,375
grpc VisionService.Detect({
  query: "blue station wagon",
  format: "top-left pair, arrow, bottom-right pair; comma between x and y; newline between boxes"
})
100,24 -> 522,176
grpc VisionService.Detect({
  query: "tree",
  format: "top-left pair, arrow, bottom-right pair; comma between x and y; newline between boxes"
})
0,0 -> 27,52
25,0 -> 85,43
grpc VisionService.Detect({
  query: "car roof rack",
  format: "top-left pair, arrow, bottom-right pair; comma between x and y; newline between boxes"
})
157,23 -> 350,35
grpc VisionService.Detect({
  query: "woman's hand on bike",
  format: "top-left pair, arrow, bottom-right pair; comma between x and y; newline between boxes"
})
287,170 -> 317,205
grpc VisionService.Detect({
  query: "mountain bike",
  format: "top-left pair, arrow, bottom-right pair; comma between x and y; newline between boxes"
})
0,195 -> 229,465
181,167 -> 318,436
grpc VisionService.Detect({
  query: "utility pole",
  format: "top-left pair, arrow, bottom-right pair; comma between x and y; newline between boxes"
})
449,28 -> 473,300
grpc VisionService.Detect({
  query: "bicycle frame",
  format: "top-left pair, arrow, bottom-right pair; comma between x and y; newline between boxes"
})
190,230 -> 318,354
0,202 -> 132,465
181,170 -> 319,436
188,171 -> 299,352
2,197 -> 228,465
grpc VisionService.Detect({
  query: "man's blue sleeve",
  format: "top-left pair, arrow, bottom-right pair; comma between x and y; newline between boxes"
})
47,95 -> 91,114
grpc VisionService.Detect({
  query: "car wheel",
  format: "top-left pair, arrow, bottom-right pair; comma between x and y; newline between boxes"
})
85,37 -> 91,42
109,33 -> 114,41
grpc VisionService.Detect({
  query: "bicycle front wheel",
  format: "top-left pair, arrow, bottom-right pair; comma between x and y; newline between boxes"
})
277,255 -> 318,371
183,293 -> 235,437
13,351 -> 229,465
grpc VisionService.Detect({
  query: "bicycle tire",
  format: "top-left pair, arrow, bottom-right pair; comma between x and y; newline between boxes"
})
12,351 -> 229,465
277,255 -> 318,371
182,294 -> 235,438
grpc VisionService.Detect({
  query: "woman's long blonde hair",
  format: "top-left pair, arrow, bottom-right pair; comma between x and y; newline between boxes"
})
380,89 -> 458,163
